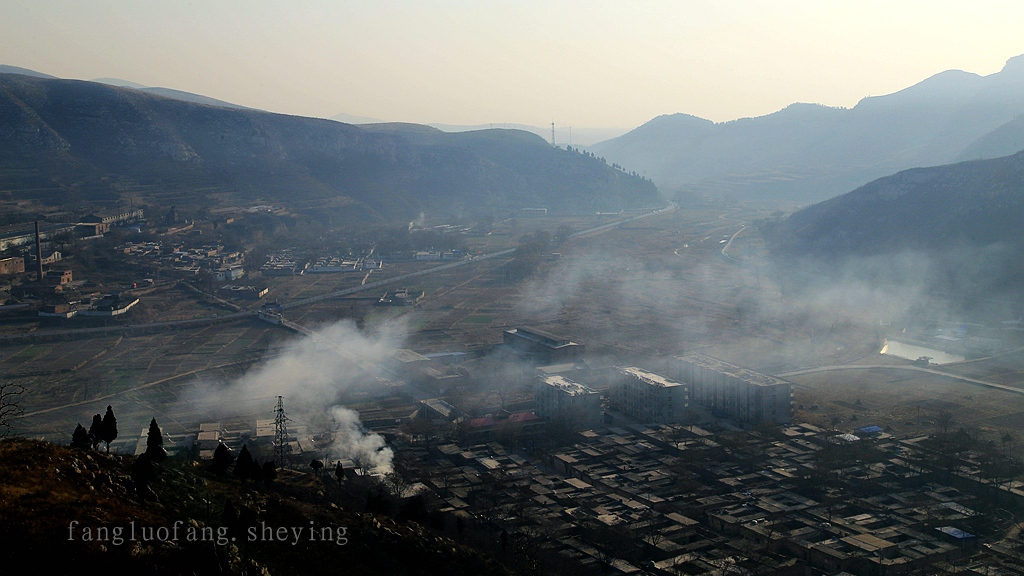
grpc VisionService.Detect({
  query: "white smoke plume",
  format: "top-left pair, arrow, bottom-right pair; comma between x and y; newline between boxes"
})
325,406 -> 394,472
190,319 -> 405,472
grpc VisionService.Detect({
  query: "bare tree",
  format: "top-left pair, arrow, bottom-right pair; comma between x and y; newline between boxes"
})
665,423 -> 688,450
735,521 -> 780,576
384,470 -> 411,498
635,515 -> 664,547
936,410 -> 954,436
513,523 -> 558,573
436,460 -> 457,496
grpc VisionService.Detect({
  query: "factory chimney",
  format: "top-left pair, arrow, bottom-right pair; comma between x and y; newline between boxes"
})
34,221 -> 44,282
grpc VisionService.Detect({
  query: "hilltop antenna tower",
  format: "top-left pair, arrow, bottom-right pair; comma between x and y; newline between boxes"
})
273,396 -> 290,464
551,122 -> 556,147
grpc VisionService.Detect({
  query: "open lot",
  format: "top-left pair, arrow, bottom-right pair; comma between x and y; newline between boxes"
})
5,319 -> 285,439
790,362 -> 1024,440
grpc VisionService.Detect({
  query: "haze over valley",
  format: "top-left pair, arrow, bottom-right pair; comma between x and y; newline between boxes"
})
3,11 -> 1024,575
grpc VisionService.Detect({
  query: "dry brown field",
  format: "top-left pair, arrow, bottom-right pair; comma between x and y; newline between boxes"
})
6,207 -> 1024,446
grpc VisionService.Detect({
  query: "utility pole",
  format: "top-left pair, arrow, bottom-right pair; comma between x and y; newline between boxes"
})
551,122 -> 556,147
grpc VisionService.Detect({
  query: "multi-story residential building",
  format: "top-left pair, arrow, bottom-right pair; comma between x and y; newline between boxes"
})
535,374 -> 602,429
672,354 -> 792,424
610,366 -> 689,424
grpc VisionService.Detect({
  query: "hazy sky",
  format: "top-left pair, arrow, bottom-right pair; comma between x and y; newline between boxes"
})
3,1 -> 1023,130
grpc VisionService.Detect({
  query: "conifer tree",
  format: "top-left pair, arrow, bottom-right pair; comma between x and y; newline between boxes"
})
249,456 -> 264,483
144,417 -> 168,462
310,459 -> 324,477
88,414 -> 103,449
209,442 -> 232,476
234,445 -> 254,482
100,405 -> 118,453
262,461 -> 277,485
71,424 -> 91,449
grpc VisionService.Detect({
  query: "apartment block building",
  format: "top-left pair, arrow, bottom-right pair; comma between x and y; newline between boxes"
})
610,366 -> 689,424
535,374 -> 602,429
672,354 -> 792,424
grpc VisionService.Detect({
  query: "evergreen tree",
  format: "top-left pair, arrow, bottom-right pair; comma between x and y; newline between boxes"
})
146,417 -> 163,448
100,405 -> 118,453
234,445 -> 254,482
262,461 -> 277,485
208,442 -> 232,476
71,424 -> 91,449
249,457 -> 264,483
88,414 -> 103,449
144,417 -> 168,462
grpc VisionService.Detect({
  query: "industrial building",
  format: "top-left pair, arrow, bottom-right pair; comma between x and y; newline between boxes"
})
501,327 -> 585,365
80,208 -> 144,226
0,222 -> 76,251
672,353 -> 793,424
43,269 -> 73,286
535,374 -> 602,429
0,256 -> 24,275
609,366 -> 689,424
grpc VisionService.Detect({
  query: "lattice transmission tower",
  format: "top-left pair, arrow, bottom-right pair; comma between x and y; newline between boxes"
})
273,396 -> 290,464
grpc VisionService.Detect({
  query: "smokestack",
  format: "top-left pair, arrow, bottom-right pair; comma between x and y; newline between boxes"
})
34,221 -> 44,282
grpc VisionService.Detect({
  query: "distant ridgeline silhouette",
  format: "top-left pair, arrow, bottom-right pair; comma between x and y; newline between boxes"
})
763,150 -> 1024,310
0,72 -> 659,222
590,55 -> 1024,204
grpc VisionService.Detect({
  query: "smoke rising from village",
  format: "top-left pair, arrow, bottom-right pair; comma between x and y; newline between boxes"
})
188,320 -> 406,472
511,238 -> 1010,369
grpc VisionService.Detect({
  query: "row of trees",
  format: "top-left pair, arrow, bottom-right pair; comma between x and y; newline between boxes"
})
70,409 -> 285,499
70,408 -> 175,500
208,443 -> 277,485
70,405 -> 118,452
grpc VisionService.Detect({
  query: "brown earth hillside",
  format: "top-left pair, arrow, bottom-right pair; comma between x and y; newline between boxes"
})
0,439 -> 511,576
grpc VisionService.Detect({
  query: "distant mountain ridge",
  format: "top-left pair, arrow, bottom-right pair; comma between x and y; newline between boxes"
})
90,77 -> 254,110
766,150 -> 1024,307
0,74 -> 659,221
0,65 -> 57,79
331,114 -> 628,147
591,55 -> 1024,204
0,68 -> 253,110
778,151 -> 1024,254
